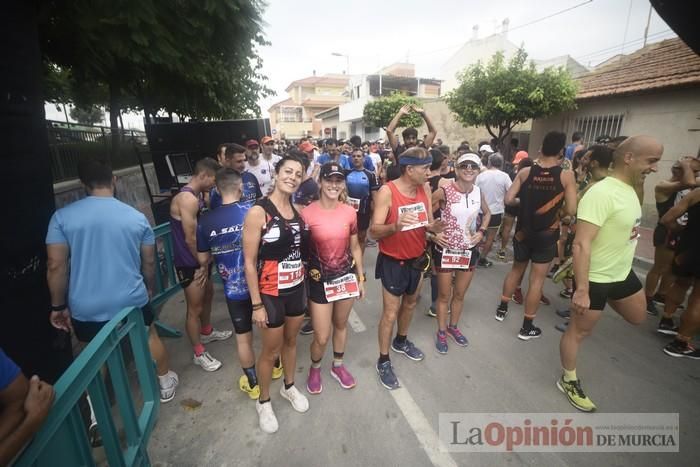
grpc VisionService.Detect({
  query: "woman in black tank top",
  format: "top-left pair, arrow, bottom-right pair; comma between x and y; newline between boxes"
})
243,156 -> 310,432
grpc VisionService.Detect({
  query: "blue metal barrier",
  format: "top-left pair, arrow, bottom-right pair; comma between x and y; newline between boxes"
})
13,307 -> 160,467
152,222 -> 183,338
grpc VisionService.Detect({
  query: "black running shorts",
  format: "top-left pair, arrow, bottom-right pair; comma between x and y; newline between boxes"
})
375,252 -> 423,297
260,285 -> 306,328
176,264 -> 212,289
586,269 -> 643,311
226,298 -> 253,334
512,237 -> 557,264
488,213 -> 503,229
72,304 -> 155,343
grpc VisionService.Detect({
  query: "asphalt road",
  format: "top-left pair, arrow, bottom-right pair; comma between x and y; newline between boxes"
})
149,248 -> 699,466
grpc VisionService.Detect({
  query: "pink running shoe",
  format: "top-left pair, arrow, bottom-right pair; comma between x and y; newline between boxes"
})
330,364 -> 356,389
306,367 -> 322,394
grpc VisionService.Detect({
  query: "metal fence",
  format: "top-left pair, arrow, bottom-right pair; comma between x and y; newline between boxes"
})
47,121 -> 151,183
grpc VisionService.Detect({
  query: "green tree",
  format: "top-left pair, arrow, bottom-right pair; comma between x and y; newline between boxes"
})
446,48 -> 577,153
69,104 -> 104,125
363,93 -> 424,129
39,0 -> 273,156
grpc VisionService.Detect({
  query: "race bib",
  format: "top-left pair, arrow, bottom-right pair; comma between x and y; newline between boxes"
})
441,248 -> 472,269
278,260 -> 303,289
398,202 -> 429,231
323,273 -> 360,302
347,197 -> 360,212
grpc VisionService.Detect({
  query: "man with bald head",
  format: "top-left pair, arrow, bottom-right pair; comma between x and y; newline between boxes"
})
559,135 -> 663,412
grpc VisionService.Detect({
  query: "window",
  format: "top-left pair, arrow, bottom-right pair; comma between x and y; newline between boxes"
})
279,106 -> 303,123
573,114 -> 624,145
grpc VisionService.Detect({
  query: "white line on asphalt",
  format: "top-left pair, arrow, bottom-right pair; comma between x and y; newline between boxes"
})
389,386 -> 458,467
348,308 -> 367,333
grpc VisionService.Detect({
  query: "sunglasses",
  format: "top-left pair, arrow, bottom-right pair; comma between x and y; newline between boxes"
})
458,163 -> 480,170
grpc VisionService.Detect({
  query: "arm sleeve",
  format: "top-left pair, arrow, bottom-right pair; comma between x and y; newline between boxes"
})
577,184 -> 610,227
0,349 -> 21,391
45,211 -> 67,244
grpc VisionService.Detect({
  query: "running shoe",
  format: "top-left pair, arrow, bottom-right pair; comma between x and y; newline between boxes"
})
159,370 -> 179,403
200,328 -> 233,344
478,258 -> 493,268
300,321 -> 314,335
560,288 -> 573,299
193,351 -> 222,372
435,331 -> 448,354
272,360 -> 284,380
663,340 -> 700,359
495,306 -> 508,322
496,249 -> 507,261
540,295 -> 551,306
657,317 -> 678,336
376,360 -> 400,390
546,263 -> 560,279
256,401 -> 279,434
552,257 -> 573,283
306,367 -> 322,394
391,337 -> 425,361
280,384 -> 309,413
555,309 -> 571,320
555,322 -> 569,333
330,365 -> 356,389
239,374 -> 260,400
557,376 -> 597,412
426,306 -> 437,318
446,325 -> 469,346
512,287 -> 523,304
517,326 -> 542,341
646,299 -> 659,316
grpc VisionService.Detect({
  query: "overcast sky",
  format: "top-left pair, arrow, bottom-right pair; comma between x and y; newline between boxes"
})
256,0 -> 676,115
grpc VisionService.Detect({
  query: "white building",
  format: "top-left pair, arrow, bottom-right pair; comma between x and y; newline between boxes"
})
337,63 -> 441,141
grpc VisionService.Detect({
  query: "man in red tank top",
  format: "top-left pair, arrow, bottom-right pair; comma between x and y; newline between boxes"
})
370,147 -> 443,390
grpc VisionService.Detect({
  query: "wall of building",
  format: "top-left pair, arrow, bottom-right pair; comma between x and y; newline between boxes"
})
53,163 -> 159,225
529,87 -> 700,225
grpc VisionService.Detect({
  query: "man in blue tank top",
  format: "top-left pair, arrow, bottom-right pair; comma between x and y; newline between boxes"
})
211,143 -> 262,208
197,168 -> 261,399
345,148 -> 379,254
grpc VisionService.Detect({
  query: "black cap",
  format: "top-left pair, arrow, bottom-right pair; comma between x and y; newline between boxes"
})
320,162 -> 345,179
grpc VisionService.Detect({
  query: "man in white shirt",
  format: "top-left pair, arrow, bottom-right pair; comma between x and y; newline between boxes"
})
246,136 -> 280,195
476,153 -> 512,266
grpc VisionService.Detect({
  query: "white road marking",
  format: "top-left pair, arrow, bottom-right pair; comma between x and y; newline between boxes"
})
389,386 -> 458,467
348,308 -> 367,333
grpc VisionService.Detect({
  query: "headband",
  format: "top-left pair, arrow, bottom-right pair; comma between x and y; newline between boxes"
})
398,155 -> 433,166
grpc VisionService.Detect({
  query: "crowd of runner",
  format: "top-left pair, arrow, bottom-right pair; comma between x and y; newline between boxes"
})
3,107 -> 697,448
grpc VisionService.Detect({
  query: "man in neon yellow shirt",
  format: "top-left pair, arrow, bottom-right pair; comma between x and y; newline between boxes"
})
559,135 -> 663,412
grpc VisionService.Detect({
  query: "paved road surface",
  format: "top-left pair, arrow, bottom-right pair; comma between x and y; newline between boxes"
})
149,249 -> 698,466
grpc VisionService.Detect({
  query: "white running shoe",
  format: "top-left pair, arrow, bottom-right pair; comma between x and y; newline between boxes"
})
256,401 -> 279,434
279,384 -> 309,413
200,328 -> 233,344
159,370 -> 179,403
193,351 -> 222,372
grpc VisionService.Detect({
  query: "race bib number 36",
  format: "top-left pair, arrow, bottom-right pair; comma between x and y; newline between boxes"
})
324,273 -> 359,302
441,248 -> 472,269
278,260 -> 304,289
398,202 -> 429,231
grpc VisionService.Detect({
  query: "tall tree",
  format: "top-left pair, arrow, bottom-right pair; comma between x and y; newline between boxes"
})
39,0 -> 273,156
445,48 -> 577,154
363,92 -> 424,130
69,104 -> 104,125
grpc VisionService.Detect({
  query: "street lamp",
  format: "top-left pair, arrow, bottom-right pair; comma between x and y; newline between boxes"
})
331,52 -> 350,75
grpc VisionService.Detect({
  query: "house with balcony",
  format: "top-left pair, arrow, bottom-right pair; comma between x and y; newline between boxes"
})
268,74 -> 350,140
337,63 -> 442,141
